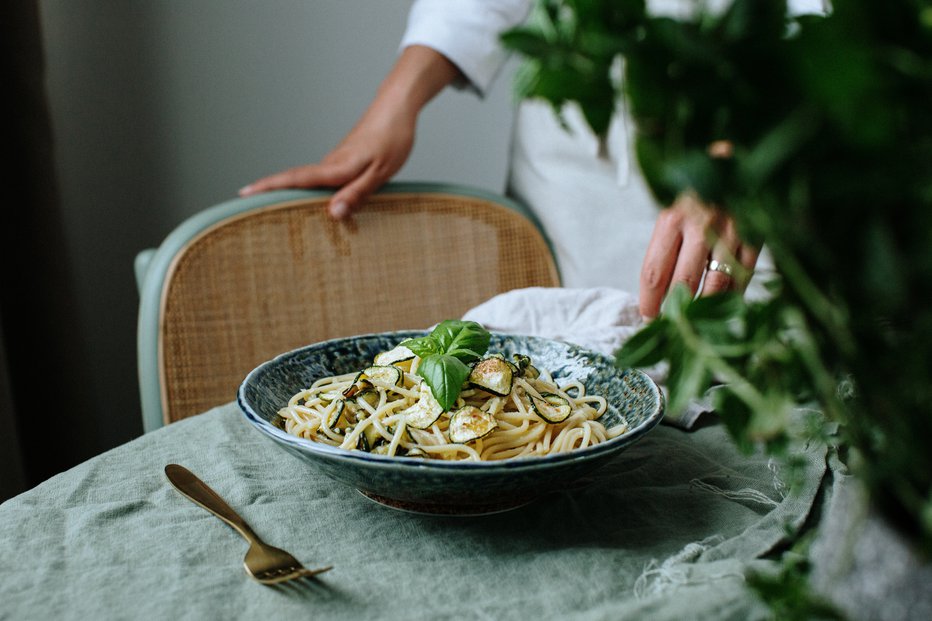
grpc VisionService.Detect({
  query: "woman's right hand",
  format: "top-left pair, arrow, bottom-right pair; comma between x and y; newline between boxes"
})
239,103 -> 417,220
238,45 -> 461,220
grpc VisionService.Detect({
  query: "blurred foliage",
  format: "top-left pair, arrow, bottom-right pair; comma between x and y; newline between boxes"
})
747,544 -> 845,621
504,0 -> 932,553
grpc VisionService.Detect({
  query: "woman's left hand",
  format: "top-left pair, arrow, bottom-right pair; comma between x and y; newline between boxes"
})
638,193 -> 758,319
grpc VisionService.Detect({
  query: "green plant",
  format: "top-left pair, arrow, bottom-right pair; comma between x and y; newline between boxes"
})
503,0 -> 932,551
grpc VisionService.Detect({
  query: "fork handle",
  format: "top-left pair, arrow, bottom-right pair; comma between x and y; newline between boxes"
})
165,464 -> 260,544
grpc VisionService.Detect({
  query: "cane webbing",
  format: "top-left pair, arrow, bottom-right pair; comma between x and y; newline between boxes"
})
158,192 -> 560,425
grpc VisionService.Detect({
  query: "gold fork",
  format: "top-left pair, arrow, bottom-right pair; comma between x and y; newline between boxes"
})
165,464 -> 333,584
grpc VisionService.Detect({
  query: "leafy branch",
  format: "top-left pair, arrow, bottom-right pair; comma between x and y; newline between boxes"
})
504,0 -> 932,551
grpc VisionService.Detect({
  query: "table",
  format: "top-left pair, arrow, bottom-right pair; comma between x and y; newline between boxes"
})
1,402 -> 828,620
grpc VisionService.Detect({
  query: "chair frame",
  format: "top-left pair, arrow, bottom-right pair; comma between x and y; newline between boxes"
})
136,182 -> 558,432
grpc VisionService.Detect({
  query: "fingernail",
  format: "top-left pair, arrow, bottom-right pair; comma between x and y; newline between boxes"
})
329,200 -> 350,219
238,185 -> 254,196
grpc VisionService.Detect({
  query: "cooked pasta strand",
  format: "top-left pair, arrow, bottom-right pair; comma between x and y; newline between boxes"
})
278,346 -> 628,461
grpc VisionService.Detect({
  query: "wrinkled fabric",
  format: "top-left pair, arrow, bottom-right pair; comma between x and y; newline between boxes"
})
0,403 -> 826,620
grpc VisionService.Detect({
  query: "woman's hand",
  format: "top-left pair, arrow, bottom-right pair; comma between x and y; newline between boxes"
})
239,45 -> 461,219
639,193 -> 758,319
239,103 -> 417,219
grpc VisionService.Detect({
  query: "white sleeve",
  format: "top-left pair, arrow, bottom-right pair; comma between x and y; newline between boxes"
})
400,0 -> 533,97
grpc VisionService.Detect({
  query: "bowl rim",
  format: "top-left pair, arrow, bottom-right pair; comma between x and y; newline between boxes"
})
237,329 -> 665,471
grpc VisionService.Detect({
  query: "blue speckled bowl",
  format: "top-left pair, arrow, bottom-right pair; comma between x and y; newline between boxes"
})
238,331 -> 665,515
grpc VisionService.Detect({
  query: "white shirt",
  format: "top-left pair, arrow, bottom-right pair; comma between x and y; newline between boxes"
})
401,0 -> 826,293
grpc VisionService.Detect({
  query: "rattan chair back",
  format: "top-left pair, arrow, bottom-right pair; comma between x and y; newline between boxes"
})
137,185 -> 560,430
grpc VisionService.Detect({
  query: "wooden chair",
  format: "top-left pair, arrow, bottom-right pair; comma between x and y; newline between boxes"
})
136,183 -> 561,431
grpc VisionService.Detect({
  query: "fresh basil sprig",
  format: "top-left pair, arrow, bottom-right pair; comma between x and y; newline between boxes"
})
401,320 -> 491,410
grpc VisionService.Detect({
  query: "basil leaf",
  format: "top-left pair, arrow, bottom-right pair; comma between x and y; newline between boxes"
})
430,320 -> 491,363
616,317 -> 669,368
445,347 -> 484,363
399,336 -> 440,358
416,354 -> 471,411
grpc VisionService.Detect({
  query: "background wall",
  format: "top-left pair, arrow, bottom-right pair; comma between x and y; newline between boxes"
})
8,0 -> 517,495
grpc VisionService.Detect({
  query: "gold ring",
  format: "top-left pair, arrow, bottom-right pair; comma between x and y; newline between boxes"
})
707,259 -> 734,277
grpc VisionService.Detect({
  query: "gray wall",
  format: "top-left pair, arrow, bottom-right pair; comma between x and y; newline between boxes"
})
37,1 -> 516,466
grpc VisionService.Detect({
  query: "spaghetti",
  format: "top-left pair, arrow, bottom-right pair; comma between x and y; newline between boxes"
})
278,347 -> 628,461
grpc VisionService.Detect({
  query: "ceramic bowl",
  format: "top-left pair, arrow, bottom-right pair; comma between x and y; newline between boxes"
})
238,330 -> 664,515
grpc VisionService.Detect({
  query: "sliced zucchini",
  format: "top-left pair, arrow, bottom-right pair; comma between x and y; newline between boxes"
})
324,399 -> 346,428
401,382 -> 444,430
342,371 -> 373,398
403,446 -> 429,459
363,365 -> 403,387
468,357 -> 514,397
356,422 -> 383,452
355,389 -> 381,411
448,406 -> 498,444
317,389 -> 344,402
373,344 -> 416,367
530,392 -> 572,424
511,354 -> 541,379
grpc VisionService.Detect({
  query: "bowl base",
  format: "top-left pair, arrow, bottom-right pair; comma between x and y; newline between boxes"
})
357,490 -> 535,516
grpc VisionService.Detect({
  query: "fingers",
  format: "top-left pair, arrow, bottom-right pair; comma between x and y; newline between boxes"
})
639,209 -> 683,319
699,216 -> 741,297
735,244 -> 759,292
239,159 -> 359,197
639,195 -> 758,319
238,155 -> 381,220
327,162 -> 392,220
640,195 -> 719,318
670,235 -> 712,297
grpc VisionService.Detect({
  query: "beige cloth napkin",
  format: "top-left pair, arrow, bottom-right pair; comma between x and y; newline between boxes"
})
462,286 -> 713,429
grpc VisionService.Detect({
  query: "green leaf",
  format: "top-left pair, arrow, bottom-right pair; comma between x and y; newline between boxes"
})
713,388 -> 754,454
719,0 -> 788,44
665,347 -> 711,416
739,109 -> 819,189
416,354 -> 471,411
660,283 -> 694,322
500,29 -> 557,58
634,137 -> 678,206
686,291 -> 745,322
430,320 -> 491,363
661,149 -> 726,204
399,336 -> 440,358
615,318 -> 670,368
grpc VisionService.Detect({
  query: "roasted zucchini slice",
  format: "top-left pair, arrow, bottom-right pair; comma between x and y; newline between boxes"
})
324,399 -> 346,428
354,389 -> 381,411
530,392 -> 572,424
403,446 -> 429,459
468,357 -> 514,397
512,353 -> 531,373
373,344 -> 416,367
342,371 -> 373,398
356,422 -> 383,452
363,365 -> 403,387
401,382 -> 444,430
318,390 -> 344,402
448,406 -> 498,444
511,354 -> 539,379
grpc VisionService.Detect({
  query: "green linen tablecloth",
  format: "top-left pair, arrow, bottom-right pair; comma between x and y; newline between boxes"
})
0,402 -> 828,620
